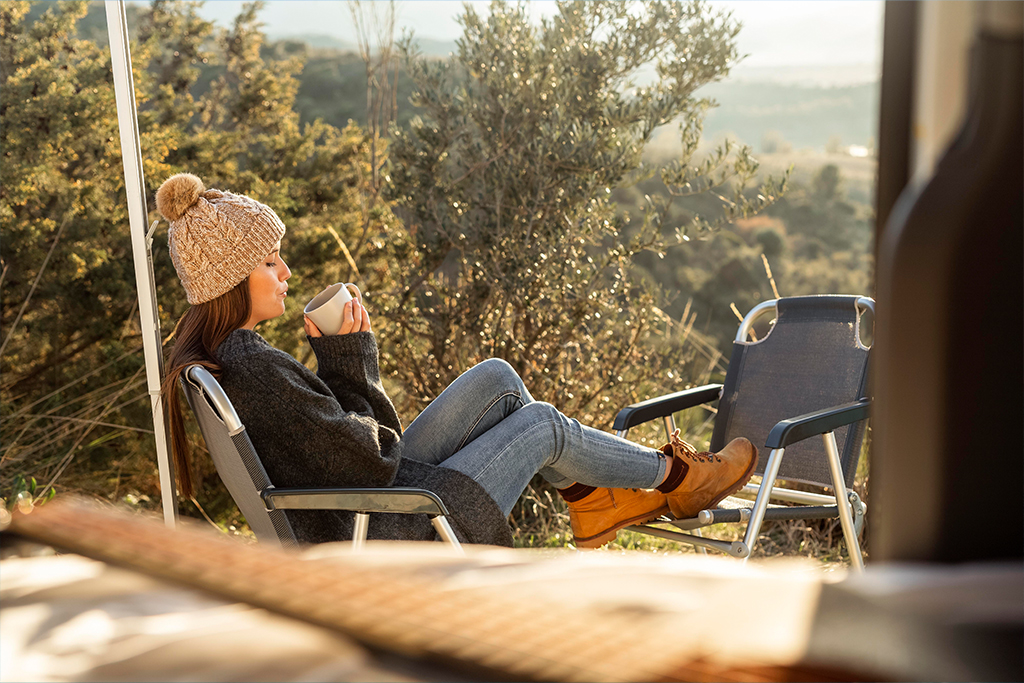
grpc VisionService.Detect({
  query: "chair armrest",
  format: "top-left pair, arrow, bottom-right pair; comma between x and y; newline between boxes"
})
764,399 -> 871,449
262,487 -> 451,517
612,384 -> 723,432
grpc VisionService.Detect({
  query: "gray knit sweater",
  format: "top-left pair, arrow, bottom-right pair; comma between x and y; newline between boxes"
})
215,328 -> 513,547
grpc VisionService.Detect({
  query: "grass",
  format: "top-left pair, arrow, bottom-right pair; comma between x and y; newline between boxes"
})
513,497 -> 866,566
513,501 -> 867,569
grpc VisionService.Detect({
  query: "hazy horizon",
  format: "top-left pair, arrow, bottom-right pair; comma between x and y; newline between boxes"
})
188,0 -> 883,87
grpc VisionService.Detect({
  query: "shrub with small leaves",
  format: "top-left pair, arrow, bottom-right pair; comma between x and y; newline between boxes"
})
379,0 -> 784,422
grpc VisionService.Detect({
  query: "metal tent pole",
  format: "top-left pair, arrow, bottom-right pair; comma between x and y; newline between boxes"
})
104,0 -> 177,528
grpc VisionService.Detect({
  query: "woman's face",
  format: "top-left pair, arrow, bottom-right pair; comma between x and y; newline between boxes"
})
242,243 -> 291,330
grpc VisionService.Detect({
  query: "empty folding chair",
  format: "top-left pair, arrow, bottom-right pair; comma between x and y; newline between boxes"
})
615,295 -> 872,569
181,364 -> 463,552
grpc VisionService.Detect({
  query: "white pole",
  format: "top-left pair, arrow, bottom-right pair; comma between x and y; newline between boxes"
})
105,0 -> 178,528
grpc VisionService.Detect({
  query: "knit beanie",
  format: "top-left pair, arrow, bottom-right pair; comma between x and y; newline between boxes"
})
155,174 -> 286,305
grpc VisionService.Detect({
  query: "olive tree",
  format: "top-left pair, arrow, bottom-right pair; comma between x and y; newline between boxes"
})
378,0 -> 786,434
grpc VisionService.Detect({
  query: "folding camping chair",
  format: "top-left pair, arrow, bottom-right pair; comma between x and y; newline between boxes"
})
616,295 -> 872,570
181,364 -> 464,552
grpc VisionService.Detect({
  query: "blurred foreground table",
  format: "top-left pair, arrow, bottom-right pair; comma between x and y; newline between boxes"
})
1,499 -> 1020,682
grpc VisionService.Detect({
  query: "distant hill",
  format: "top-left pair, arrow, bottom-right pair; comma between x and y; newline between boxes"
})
693,80 -> 879,151
269,32 -> 459,57
270,30 -> 879,152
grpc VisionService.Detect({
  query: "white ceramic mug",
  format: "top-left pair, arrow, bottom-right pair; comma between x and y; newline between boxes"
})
303,282 -> 362,335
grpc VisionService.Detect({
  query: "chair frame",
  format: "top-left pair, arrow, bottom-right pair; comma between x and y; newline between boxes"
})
184,365 -> 463,552
613,297 -> 873,570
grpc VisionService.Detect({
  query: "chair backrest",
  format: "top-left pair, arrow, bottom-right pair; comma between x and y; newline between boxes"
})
181,365 -> 297,548
710,295 -> 872,488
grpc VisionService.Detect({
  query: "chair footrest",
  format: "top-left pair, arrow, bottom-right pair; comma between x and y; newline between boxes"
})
685,505 -> 841,525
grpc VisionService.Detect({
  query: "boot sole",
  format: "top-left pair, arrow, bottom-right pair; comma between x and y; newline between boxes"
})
573,504 -> 671,549
671,444 -> 760,519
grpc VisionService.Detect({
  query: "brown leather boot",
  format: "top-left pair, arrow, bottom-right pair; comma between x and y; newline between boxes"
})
659,431 -> 758,519
563,486 -> 670,549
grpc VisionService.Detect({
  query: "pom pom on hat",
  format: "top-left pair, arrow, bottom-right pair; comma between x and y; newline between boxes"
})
156,173 -> 204,222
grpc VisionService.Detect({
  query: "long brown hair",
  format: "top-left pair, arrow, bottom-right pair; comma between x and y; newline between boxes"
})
161,280 -> 251,499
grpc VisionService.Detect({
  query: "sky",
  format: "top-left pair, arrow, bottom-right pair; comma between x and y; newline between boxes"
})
711,1 -> 883,68
192,1 -> 884,83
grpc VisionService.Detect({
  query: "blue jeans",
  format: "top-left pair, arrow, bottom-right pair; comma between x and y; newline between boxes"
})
401,359 -> 667,515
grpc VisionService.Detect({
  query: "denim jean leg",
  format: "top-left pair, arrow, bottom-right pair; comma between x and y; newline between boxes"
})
536,466 -> 574,489
402,359 -> 535,466
439,401 -> 666,515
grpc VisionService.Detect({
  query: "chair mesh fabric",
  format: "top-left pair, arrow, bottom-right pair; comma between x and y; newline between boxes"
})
710,295 -> 870,488
182,373 -> 297,548
229,431 -> 297,548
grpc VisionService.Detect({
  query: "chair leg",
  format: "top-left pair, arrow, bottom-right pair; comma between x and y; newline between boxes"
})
741,447 -> 786,563
822,431 -> 865,572
352,512 -> 369,551
693,527 -> 708,555
431,515 -> 465,554
849,490 -> 867,537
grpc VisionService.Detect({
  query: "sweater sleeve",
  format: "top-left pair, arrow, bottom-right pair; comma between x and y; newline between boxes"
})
306,331 -> 402,434
233,345 -> 402,488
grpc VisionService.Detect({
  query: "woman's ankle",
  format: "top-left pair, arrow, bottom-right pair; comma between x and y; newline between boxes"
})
655,455 -> 688,493
557,482 -> 596,502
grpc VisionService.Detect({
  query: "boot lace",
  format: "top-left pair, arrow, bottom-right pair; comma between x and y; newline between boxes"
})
669,429 -> 721,463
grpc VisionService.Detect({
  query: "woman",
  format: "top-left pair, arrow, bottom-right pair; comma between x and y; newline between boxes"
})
158,173 -> 757,548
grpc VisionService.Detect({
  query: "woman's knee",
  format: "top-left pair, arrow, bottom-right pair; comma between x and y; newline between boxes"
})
517,400 -> 561,423
470,358 -> 524,392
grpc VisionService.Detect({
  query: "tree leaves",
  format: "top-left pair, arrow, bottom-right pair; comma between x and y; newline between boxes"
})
378,0 -> 757,425
0,2 -> 390,515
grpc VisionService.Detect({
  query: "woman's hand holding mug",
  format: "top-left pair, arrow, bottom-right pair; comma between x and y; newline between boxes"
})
303,283 -> 370,336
